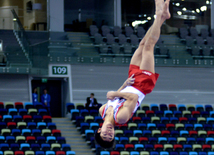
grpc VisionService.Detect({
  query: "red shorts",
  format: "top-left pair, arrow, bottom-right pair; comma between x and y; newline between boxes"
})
128,64 -> 159,95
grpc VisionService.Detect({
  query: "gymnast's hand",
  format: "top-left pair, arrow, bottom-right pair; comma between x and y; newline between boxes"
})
125,74 -> 135,86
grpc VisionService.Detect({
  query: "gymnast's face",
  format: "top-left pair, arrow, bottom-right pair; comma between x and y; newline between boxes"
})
98,123 -> 115,142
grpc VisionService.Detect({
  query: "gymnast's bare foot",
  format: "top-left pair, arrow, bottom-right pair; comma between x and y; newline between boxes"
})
162,0 -> 171,20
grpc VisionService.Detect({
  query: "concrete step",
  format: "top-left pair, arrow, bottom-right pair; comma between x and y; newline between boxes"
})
52,118 -> 95,155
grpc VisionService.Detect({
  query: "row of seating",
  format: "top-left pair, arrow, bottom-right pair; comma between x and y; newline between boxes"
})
0,115 -> 52,123
0,150 -> 75,155
0,108 -> 50,117
0,128 -> 61,137
179,27 -> 214,40
100,150 -> 214,155
90,25 -> 145,38
113,137 -> 214,145
99,143 -> 214,152
0,102 -> 45,110
0,136 -> 66,144
0,121 -> 56,130
67,103 -> 214,113
0,143 -> 71,152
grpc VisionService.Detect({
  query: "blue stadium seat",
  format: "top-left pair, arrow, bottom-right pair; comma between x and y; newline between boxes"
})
80,109 -> 89,117
143,130 -> 152,137
170,152 -> 179,155
161,117 -> 169,124
168,137 -> 177,144
66,151 -> 76,155
47,123 -> 56,130
115,144 -> 124,151
178,105 -> 186,112
205,105 -> 213,112
36,136 -> 46,145
8,108 -> 18,116
174,111 -> 182,118
124,130 -> 133,137
66,103 -> 75,113
10,143 -> 19,151
183,144 -> 192,152
180,130 -> 189,138
199,152 -> 207,155
208,152 -> 214,155
207,118 -> 214,125
89,109 -> 98,117
155,111 -> 164,117
46,151 -> 55,155
189,152 -> 198,155
3,115 -> 12,122
0,136 -> 5,143
197,138 -> 205,145
41,144 -> 51,151
0,109 -> 7,115
100,151 -> 110,155
138,123 -> 147,130
160,104 -> 168,111
130,151 -> 140,155
170,117 -> 179,124
134,144 -> 144,151
204,124 -> 212,131
188,118 -> 197,124
56,137 -> 66,144
187,138 -> 196,144
196,105 -> 204,112
147,123 -> 156,130
33,115 -> 42,123
133,130 -> 143,137
60,144 -> 70,151
206,138 -> 214,145
0,122 -> 6,129
13,115 -> 22,122
24,102 -> 34,110
85,129 -> 94,141
20,143 -> 30,151
0,151 -> 2,155
27,122 -> 37,130
94,116 -> 103,123
19,109 -> 28,116
194,124 -> 203,131
171,131 -> 179,137
201,112 -> 209,118
145,144 -> 154,151
180,152 -> 188,155
11,129 -> 21,137
36,151 -> 45,155
158,137 -> 167,144
0,143 -> 9,151
47,136 -> 56,144
70,109 -> 79,120
31,144 -> 40,151
38,109 -> 48,116
157,124 -> 165,130
142,117 -> 151,124
164,111 -> 173,117
120,137 -> 129,145
37,122 -> 47,130
22,129 -> 31,137
184,124 -> 193,131
210,112 -> 214,117
6,136 -> 15,144
160,151 -> 169,155
149,137 -> 158,144
90,122 -> 99,130
150,151 -> 159,155
33,102 -> 44,109
151,104 -> 159,111
32,129 -> 41,137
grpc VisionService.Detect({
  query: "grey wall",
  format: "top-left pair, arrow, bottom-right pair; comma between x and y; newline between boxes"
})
71,65 -> 214,105
0,74 -> 30,102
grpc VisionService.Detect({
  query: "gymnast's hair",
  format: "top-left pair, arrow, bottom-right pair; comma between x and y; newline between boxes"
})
94,131 -> 116,149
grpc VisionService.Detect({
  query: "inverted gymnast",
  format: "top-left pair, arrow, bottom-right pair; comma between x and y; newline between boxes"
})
95,0 -> 171,149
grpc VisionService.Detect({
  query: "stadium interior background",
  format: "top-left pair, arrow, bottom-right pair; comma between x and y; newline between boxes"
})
0,0 -> 214,155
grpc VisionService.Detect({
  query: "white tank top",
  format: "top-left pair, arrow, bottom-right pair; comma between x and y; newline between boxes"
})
102,86 -> 145,122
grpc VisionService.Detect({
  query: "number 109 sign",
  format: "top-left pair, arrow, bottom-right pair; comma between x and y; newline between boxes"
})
52,66 -> 67,75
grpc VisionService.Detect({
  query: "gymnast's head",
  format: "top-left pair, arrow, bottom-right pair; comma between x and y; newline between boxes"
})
94,122 -> 116,149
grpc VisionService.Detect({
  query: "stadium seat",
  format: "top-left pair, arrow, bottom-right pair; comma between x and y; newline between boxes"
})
130,151 -> 140,155
66,103 -> 75,113
31,144 -> 40,151
33,115 -> 42,123
115,144 -> 124,152
19,109 -> 28,116
168,137 -> 177,144
66,151 -> 75,155
24,103 -> 34,110
5,102 -> 14,109
100,151 -> 110,155
45,151 -> 55,155
120,151 -> 130,155
20,143 -> 30,151
160,104 -> 168,111
35,151 -> 44,155
158,137 -> 167,144
129,137 -> 139,144
139,137 -> 148,145
134,144 -> 144,151
178,105 -> 186,112
125,144 -> 134,151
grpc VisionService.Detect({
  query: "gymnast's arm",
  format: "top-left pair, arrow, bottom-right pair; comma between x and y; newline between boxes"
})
107,91 -> 138,124
99,103 -> 107,116
117,74 -> 135,92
